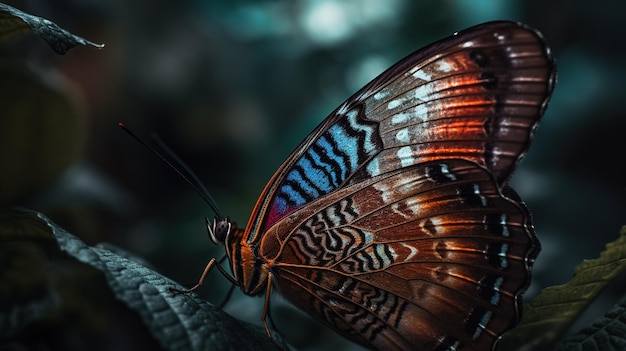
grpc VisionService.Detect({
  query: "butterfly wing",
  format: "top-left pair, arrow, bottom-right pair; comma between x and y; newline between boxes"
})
267,159 -> 536,350
247,20 -> 554,350
244,21 -> 554,241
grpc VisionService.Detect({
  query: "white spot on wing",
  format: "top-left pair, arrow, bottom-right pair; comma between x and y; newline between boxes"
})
395,128 -> 410,143
427,217 -> 443,234
414,84 -> 431,101
397,146 -> 414,167
473,184 -> 488,207
366,158 -> 380,177
374,91 -> 390,100
391,112 -> 409,125
396,176 -> 419,195
499,244 -> 509,268
388,99 -> 403,110
413,104 -> 429,122
440,164 -> 457,181
373,180 -> 393,202
373,176 -> 420,209
436,60 -> 454,72
491,277 -> 503,305
472,311 -> 492,340
500,214 -> 510,237
401,243 -> 418,261
412,69 -> 431,81
391,104 -> 429,125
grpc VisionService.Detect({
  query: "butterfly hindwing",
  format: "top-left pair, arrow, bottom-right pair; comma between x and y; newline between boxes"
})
269,159 -> 534,350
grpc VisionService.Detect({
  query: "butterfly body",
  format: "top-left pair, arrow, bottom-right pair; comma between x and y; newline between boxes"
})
205,21 -> 555,351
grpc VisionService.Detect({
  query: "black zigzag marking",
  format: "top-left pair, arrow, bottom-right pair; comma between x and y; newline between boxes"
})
275,108 -> 382,211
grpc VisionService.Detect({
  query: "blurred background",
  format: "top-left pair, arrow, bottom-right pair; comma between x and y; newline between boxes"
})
2,0 -> 625,350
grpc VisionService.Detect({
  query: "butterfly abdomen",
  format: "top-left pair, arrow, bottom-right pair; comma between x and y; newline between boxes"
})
228,229 -> 269,296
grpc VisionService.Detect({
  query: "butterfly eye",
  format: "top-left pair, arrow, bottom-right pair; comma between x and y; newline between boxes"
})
207,217 -> 231,245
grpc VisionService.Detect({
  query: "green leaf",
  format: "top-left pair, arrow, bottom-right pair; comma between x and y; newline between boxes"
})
0,208 -> 284,351
499,226 -> 626,351
0,2 -> 103,54
558,295 -> 626,351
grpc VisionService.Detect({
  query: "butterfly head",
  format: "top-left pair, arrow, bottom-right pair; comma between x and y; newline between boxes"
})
206,217 -> 233,245
206,217 -> 262,294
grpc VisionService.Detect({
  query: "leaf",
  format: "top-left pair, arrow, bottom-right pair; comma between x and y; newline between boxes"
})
499,226 -> 626,351
0,209 -> 58,339
0,207 -> 132,350
0,208 -> 285,351
557,295 -> 626,351
0,2 -> 103,54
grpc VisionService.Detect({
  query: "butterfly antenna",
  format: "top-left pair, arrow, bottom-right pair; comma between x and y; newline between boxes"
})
118,123 -> 223,218
150,133 -> 223,217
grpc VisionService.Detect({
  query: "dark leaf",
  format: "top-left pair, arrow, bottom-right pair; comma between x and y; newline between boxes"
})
500,226 -> 626,351
0,209 -> 57,339
558,295 -> 626,351
0,2 -> 103,54
0,208 -> 284,351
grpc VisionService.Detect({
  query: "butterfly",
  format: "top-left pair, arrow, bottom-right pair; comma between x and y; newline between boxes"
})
180,20 -> 556,351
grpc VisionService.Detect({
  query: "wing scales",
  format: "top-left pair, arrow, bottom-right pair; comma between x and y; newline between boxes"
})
245,22 -> 554,237
269,159 -> 536,350
246,21 -> 554,351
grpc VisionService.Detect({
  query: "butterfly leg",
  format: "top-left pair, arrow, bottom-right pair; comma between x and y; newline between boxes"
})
170,257 -> 237,294
261,273 -> 286,350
